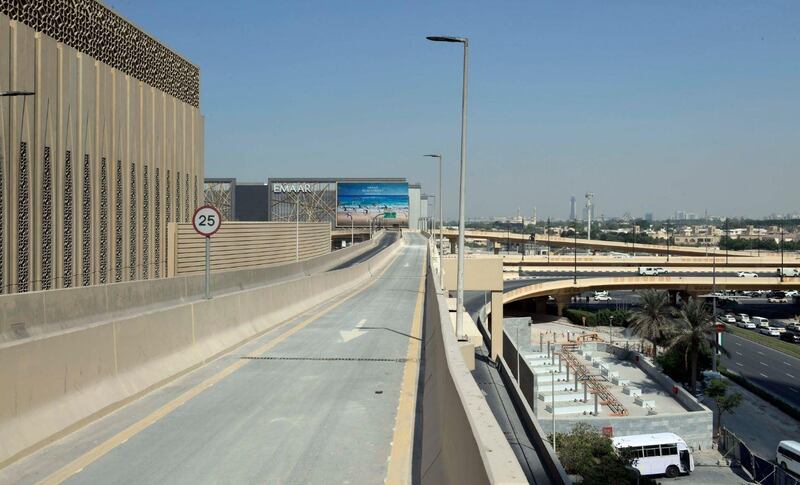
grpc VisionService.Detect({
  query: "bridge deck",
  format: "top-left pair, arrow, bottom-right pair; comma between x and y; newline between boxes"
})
4,236 -> 427,484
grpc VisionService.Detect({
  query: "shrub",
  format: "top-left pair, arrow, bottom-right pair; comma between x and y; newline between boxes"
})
656,339 -> 712,384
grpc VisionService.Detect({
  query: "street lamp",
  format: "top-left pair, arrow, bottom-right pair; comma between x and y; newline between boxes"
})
345,212 -> 354,247
428,35 -> 469,341
573,219 -> 578,285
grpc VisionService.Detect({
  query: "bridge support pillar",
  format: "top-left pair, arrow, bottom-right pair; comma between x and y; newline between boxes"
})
555,294 -> 571,316
450,239 -> 457,254
668,290 -> 680,305
487,239 -> 494,251
535,297 -> 548,315
490,290 -> 504,361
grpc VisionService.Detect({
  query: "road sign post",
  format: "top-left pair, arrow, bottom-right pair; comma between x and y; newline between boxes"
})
193,205 -> 222,299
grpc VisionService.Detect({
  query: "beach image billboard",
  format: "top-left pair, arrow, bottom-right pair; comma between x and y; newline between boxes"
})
336,182 -> 409,227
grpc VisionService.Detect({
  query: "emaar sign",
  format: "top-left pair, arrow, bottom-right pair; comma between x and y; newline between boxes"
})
273,183 -> 312,193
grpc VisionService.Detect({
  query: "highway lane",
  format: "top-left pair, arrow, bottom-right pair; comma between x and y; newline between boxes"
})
41,235 -> 426,484
721,332 -> 800,410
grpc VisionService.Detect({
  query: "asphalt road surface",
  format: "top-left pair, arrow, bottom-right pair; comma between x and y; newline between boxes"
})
329,231 -> 399,270
721,332 -> 800,411
4,234 -> 426,484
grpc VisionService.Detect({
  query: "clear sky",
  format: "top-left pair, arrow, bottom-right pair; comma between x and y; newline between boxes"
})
107,0 -> 799,220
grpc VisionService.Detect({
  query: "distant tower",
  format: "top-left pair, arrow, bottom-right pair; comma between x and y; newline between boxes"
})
532,207 -> 537,226
570,195 -> 576,220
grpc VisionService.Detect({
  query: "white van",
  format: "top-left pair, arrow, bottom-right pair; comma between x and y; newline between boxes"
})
752,316 -> 770,328
639,267 -> 667,276
613,433 -> 694,478
778,268 -> 800,277
777,440 -> 800,475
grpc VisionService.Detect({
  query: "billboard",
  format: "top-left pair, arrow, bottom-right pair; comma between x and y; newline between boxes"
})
336,182 -> 409,227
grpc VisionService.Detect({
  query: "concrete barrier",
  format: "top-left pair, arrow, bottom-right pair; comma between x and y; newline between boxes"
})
0,232 -> 388,344
0,233 -> 401,467
419,255 -> 527,485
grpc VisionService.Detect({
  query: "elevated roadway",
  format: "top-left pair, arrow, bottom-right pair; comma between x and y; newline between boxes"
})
443,229 -> 755,257
3,236 -> 428,484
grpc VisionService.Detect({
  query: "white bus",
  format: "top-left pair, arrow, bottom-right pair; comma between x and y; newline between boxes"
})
612,433 -> 694,478
777,440 -> 800,475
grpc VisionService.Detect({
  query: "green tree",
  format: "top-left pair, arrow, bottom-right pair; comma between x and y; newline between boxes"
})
550,423 -> 638,485
706,379 -> 743,436
630,289 -> 672,358
668,298 -> 714,392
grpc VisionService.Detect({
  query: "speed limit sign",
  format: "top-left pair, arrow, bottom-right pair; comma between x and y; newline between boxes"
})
193,205 -> 221,299
193,205 -> 221,237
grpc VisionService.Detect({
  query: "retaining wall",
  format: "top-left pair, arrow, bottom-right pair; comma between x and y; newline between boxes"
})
420,254 -> 526,485
0,232 -> 387,344
0,233 -> 400,466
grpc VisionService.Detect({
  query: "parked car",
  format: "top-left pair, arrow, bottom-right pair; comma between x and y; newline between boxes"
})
760,327 -> 782,337
738,271 -> 759,278
752,316 -> 771,328
769,296 -> 789,304
780,331 -> 800,343
737,320 -> 756,329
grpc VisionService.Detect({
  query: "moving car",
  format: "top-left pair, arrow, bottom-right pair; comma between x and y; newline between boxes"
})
639,267 -> 667,276
737,314 -> 751,323
594,294 -> 612,301
737,320 -> 756,329
760,327 -> 782,337
780,331 -> 800,343
752,316 -> 771,328
777,268 -> 800,277
723,314 -> 737,324
737,271 -> 758,278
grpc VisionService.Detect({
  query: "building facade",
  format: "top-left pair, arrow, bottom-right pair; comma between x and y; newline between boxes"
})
0,1 -> 204,294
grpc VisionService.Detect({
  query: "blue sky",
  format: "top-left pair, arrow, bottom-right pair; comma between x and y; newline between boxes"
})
108,0 -> 800,220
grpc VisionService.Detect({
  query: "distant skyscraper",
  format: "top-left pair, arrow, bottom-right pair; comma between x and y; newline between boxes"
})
570,195 -> 576,220
644,212 -> 654,222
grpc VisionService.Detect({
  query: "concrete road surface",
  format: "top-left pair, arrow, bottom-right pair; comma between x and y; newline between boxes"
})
4,234 -> 426,485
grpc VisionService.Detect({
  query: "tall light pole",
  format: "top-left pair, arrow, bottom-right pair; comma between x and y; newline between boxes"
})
428,35 -> 469,341
712,247 -> 718,373
423,154 -> 444,291
346,212 -> 354,246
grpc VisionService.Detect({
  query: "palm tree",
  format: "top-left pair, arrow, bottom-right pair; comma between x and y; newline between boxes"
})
630,289 -> 671,358
669,298 -> 713,392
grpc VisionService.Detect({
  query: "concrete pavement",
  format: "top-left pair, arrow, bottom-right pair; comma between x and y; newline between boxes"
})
3,234 -> 427,485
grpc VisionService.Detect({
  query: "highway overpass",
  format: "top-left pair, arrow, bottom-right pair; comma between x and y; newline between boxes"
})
441,229 -> 755,257
503,275 -> 800,315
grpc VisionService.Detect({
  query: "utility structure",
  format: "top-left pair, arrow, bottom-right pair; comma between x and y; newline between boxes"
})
585,192 -> 594,240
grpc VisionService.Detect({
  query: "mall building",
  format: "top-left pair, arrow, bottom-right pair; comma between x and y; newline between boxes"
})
205,177 -> 431,230
0,1 -> 204,294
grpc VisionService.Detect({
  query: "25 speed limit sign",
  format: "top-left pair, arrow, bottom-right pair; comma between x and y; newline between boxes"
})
193,205 -> 222,237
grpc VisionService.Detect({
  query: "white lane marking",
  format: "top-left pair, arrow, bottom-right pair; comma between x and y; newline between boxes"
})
791,388 -> 800,394
787,373 -> 795,379
736,352 -> 743,356
736,363 -> 743,367
735,342 -> 742,346
761,362 -> 768,366
785,362 -> 793,367
356,318 -> 367,328
760,373 -> 769,378
340,318 -> 368,342
757,351 -> 764,356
